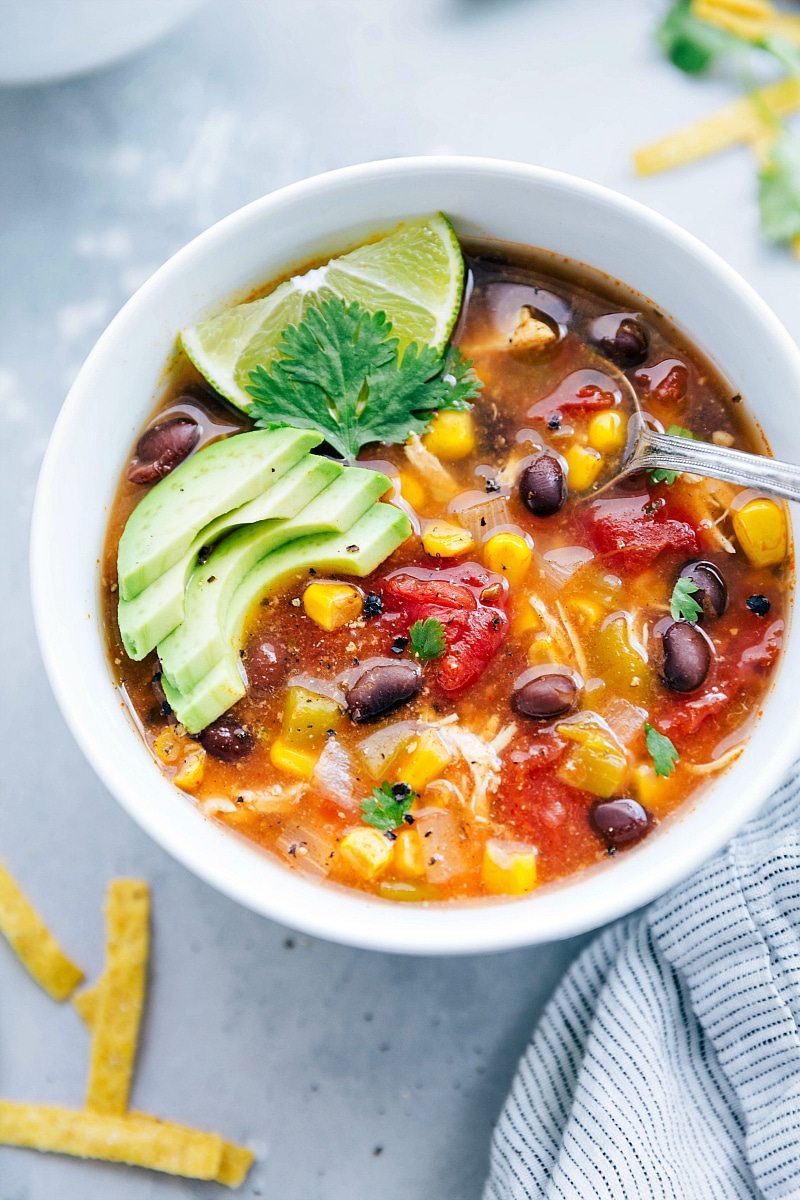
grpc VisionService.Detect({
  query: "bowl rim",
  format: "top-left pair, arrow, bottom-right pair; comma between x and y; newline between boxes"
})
30,155 -> 800,955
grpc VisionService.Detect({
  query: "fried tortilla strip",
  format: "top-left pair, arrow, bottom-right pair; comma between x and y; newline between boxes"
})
217,1141 -> 257,1188
0,862 -> 83,1001
86,879 -> 149,1114
0,1102 -> 223,1180
73,978 -> 101,1026
634,76 -> 800,176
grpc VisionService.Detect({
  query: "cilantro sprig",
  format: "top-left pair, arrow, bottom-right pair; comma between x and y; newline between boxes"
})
645,722 -> 680,778
245,298 -> 482,463
648,425 -> 695,486
360,781 -> 417,832
670,576 -> 703,623
409,617 -> 447,661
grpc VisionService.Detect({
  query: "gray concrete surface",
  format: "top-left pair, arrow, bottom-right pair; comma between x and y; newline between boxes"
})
1,1 -> 799,1196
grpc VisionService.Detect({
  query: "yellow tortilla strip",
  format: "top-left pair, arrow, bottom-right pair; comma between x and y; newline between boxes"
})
86,879 -> 149,1114
73,979 -> 101,1027
634,76 -> 800,176
217,1141 -> 257,1188
0,863 -> 83,1001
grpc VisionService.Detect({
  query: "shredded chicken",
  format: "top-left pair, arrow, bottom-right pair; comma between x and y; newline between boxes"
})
198,796 -> 239,816
236,782 -> 307,814
528,593 -> 572,657
439,722 -> 516,820
509,307 -> 558,354
684,745 -> 744,775
404,433 -> 458,502
555,600 -> 590,678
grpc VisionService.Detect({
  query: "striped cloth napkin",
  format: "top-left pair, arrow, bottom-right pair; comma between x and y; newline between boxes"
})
484,765 -> 800,1200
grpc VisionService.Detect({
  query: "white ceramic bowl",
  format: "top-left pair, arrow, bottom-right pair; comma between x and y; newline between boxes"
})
31,157 -> 800,955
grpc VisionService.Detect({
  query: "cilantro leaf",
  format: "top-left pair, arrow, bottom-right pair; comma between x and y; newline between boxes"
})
759,129 -> 800,244
245,298 -> 482,463
645,722 -> 680,778
409,617 -> 447,661
657,0 -> 743,73
360,781 -> 417,832
670,576 -> 703,622
648,424 -> 696,486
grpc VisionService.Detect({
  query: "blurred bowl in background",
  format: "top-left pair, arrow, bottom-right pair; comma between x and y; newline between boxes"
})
0,0 -> 209,85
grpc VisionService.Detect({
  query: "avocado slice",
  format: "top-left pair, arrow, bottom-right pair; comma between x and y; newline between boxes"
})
117,454 -> 341,659
158,467 -> 391,692
161,502 -> 411,733
117,427 -> 320,601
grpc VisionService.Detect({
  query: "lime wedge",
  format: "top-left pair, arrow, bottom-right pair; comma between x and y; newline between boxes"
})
180,214 -> 465,412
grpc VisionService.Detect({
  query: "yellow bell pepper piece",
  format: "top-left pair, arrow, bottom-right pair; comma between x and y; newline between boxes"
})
557,721 -> 627,798
421,520 -> 475,558
632,764 -> 674,818
565,444 -> 603,491
482,839 -> 539,895
732,498 -> 787,567
588,410 -> 627,454
281,686 -> 342,747
339,827 -> 393,880
484,532 -> 533,587
393,729 -> 453,792
398,471 -> 426,510
270,737 -> 320,780
378,880 -> 436,902
303,581 -> 363,630
423,410 -> 476,461
392,827 -> 426,878
174,746 -> 206,792
591,616 -> 649,699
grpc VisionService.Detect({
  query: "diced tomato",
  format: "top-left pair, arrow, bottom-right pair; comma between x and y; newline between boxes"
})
527,368 -> 620,422
586,495 -> 698,572
381,564 -> 508,692
494,752 -> 594,863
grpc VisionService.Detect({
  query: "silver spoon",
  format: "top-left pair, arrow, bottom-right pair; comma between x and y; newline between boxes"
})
607,367 -> 800,503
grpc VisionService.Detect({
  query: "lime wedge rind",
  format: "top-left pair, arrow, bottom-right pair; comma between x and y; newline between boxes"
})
180,214 -> 465,413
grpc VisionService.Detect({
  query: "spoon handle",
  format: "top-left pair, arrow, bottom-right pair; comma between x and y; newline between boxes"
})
632,428 -> 800,504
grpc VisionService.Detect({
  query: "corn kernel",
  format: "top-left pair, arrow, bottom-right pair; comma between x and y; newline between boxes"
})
153,728 -> 183,765
556,721 -> 627,798
482,839 -> 538,895
282,686 -> 342,747
398,471 -> 426,510
527,632 -> 555,664
303,581 -> 363,630
588,409 -> 627,453
484,532 -> 533,587
423,410 -> 476,461
270,737 -> 320,780
512,595 -> 542,636
632,764 -> 674,818
421,520 -> 475,558
378,880 -> 436,902
392,827 -> 426,878
565,443 -> 604,491
174,746 -> 206,791
339,827 -> 394,880
732,497 -> 787,567
394,729 -> 453,792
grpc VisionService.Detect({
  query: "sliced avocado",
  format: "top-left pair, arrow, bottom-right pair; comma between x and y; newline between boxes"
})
158,467 -> 391,691
117,427 -> 320,601
162,502 -> 411,733
117,454 -> 341,659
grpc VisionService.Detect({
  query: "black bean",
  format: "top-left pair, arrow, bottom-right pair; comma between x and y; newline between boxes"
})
127,415 -> 200,484
243,639 -> 286,696
746,594 -> 771,617
679,560 -> 728,620
346,662 -> 422,723
659,620 -> 711,693
587,313 -> 649,368
200,716 -> 255,761
590,798 -> 650,849
512,673 -> 578,720
519,455 -> 567,517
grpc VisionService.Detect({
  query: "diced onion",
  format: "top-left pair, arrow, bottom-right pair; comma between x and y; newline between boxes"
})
404,433 -> 458,502
285,673 -> 347,706
542,545 -> 594,587
600,698 -> 647,748
276,822 -> 334,876
312,740 -> 357,809
413,807 -> 468,883
357,721 -> 419,779
449,490 -> 512,543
